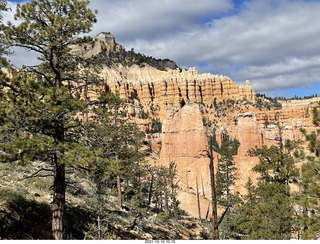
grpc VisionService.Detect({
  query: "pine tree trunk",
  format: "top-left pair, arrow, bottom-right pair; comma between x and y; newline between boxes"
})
115,151 -> 122,208
148,173 -> 154,206
201,175 -> 206,198
52,162 -> 66,240
209,136 -> 219,240
196,177 -> 201,220
205,203 -> 210,219
117,175 -> 122,208
163,176 -> 170,214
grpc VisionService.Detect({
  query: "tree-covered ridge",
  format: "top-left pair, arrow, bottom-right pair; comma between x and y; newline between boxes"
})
95,45 -> 179,71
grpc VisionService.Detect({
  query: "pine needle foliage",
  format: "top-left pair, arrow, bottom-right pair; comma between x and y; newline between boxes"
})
0,0 -> 98,239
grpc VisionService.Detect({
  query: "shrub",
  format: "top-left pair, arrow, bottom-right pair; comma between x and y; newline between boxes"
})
152,118 -> 162,133
157,212 -> 171,223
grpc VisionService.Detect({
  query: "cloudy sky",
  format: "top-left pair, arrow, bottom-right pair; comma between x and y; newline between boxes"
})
5,0 -> 320,97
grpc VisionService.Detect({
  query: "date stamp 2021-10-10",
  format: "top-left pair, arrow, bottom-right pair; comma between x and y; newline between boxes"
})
145,240 -> 176,244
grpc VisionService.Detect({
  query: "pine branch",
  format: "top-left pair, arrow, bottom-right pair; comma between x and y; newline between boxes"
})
20,168 -> 54,181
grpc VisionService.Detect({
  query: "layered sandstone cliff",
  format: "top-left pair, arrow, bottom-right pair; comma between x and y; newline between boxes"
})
159,104 -> 211,195
73,33 -> 256,117
157,98 -> 320,217
103,67 -> 256,112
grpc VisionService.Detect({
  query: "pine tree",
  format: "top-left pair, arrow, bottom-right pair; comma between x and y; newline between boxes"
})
236,179 -> 295,239
236,140 -> 300,239
0,0 -> 97,239
215,133 -> 240,205
0,0 -> 10,68
92,92 -> 145,209
295,155 -> 320,239
150,162 -> 179,217
295,124 -> 320,239
205,129 -> 240,239
214,132 -> 240,239
233,178 -> 257,239
206,128 -> 219,239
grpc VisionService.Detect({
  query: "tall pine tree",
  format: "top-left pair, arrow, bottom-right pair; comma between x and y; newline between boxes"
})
295,114 -> 320,239
214,132 -> 240,239
235,140 -> 300,240
0,0 -> 9,68
0,0 -> 98,239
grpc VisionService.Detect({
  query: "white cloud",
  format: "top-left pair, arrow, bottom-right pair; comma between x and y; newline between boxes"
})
89,0 -> 233,41
4,1 -> 40,68
5,0 -> 320,96
101,0 -> 320,94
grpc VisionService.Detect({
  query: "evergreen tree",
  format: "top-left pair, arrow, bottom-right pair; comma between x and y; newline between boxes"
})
151,162 -> 179,217
295,126 -> 320,239
205,128 -> 219,239
235,140 -> 300,239
90,92 -> 145,209
312,102 -> 320,126
295,155 -> 320,239
215,133 -> 240,207
0,0 -> 97,239
77,92 -> 146,238
204,124 -> 240,239
0,0 -> 9,68
214,133 -> 240,239
232,178 -> 257,239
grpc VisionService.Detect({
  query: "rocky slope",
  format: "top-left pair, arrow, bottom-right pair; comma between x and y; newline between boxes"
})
0,161 -> 207,240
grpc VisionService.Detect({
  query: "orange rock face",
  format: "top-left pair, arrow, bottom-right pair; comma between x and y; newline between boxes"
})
158,98 -> 320,217
158,104 -> 212,196
102,66 -> 256,115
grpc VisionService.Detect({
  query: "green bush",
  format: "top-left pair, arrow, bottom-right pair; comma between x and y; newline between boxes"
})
152,118 -> 162,133
157,212 -> 171,223
139,110 -> 149,119
0,188 -> 17,201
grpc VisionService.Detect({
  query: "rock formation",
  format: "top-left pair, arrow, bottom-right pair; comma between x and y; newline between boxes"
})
72,33 -> 256,118
101,67 -> 256,115
70,32 -> 125,58
157,97 -> 320,217
71,33 -> 319,217
159,104 -> 211,196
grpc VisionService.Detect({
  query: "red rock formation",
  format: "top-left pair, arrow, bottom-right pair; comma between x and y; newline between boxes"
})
158,97 -> 320,217
102,66 -> 256,114
158,104 -> 212,197
71,33 -> 320,217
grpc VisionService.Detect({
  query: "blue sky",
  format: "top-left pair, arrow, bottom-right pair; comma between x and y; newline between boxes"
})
4,0 -> 320,98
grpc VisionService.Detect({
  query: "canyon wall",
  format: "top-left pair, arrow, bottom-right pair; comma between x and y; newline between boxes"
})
101,66 -> 256,116
158,104 -> 211,196
73,33 -> 320,217
158,98 -> 320,217
73,33 -> 256,118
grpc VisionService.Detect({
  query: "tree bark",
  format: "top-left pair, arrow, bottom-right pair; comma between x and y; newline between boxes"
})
196,177 -> 201,220
117,175 -> 122,208
148,173 -> 154,206
201,175 -> 206,198
115,150 -> 122,208
52,162 -> 66,240
205,202 -> 210,220
209,136 -> 219,240
163,176 -> 170,214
